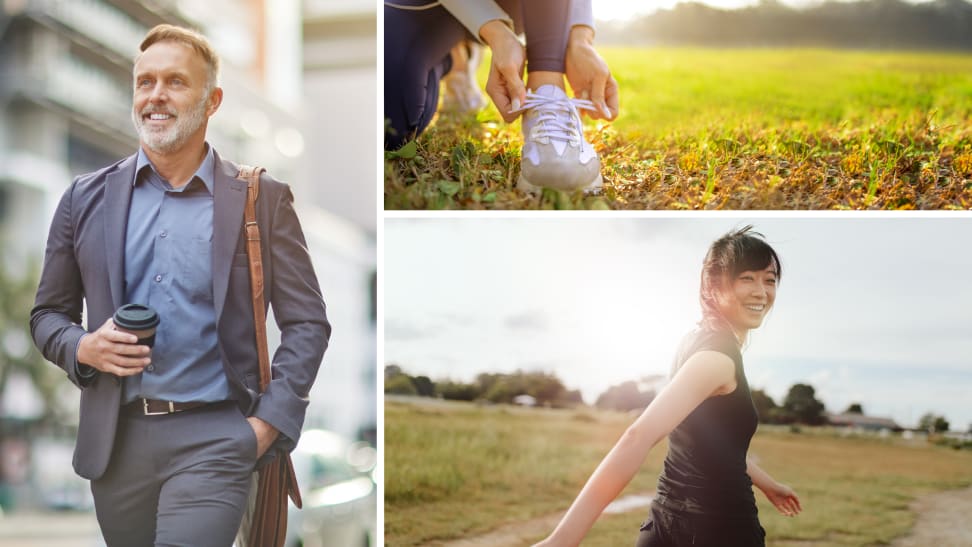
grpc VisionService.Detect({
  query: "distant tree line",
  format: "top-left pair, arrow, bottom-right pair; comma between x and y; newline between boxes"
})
599,0 -> 972,50
752,383 -> 827,425
918,412 -> 950,433
594,379 -> 660,412
384,365 -> 583,407
384,365 -> 831,423
386,366 -> 958,434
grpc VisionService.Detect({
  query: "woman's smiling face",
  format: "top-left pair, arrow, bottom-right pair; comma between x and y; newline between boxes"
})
718,261 -> 778,333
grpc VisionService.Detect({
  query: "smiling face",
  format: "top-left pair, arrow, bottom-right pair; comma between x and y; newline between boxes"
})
717,261 -> 778,335
131,40 -> 218,154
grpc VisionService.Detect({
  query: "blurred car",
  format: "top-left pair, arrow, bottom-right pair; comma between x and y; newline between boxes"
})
285,430 -> 377,547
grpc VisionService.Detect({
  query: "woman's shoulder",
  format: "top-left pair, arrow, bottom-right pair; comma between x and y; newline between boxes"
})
679,327 -> 741,363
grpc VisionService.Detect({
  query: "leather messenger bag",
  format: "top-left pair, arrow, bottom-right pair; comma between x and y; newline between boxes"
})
234,165 -> 302,547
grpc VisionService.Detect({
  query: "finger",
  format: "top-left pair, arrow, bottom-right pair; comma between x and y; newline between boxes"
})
486,71 -> 516,122
108,363 -> 146,377
101,318 -> 140,344
791,495 -> 803,512
490,87 -> 515,122
605,74 -> 620,120
110,342 -> 151,356
590,71 -> 609,119
101,356 -> 148,376
103,327 -> 139,344
108,354 -> 150,369
501,66 -> 526,114
786,498 -> 800,515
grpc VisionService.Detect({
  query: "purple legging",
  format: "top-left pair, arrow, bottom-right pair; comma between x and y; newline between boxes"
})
384,0 -> 571,149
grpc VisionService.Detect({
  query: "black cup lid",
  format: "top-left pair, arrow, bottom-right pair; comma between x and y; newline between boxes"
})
113,304 -> 160,330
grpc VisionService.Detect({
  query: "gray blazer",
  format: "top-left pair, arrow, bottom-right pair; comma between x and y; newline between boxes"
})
30,151 -> 331,480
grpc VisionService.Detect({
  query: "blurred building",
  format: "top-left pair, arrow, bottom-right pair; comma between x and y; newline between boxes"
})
300,0 -> 377,443
827,412 -> 903,433
302,0 -> 376,234
0,0 -> 376,489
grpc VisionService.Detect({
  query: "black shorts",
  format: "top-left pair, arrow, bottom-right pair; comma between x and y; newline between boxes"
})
635,501 -> 766,547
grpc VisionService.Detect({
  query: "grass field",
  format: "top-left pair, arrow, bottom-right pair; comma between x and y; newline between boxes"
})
384,397 -> 972,546
384,48 -> 972,209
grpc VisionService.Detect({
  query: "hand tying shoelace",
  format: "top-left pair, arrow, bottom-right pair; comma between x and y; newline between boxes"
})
510,92 -> 597,145
512,84 -> 603,193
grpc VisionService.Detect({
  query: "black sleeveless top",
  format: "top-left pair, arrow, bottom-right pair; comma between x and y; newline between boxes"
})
654,328 -> 759,517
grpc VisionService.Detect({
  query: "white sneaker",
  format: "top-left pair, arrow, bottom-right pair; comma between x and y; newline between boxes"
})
515,85 -> 602,193
441,41 -> 487,114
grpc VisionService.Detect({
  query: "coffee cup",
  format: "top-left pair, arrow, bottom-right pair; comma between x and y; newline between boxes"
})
113,304 -> 161,348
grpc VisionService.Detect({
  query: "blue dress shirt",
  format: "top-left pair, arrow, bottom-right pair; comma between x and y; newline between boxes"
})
122,145 -> 230,404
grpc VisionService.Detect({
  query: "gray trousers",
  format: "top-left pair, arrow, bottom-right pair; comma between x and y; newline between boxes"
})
90,401 -> 257,547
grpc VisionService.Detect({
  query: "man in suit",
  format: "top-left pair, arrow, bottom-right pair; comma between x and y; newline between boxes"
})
30,24 -> 330,546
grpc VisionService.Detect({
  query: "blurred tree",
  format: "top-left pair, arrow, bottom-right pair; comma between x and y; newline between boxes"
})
783,383 -> 826,425
918,412 -> 950,433
384,366 -> 580,407
437,380 -> 479,401
0,261 -> 68,511
595,381 -> 655,412
525,371 -> 567,404
616,0 -> 972,50
384,374 -> 417,395
410,375 -> 435,397
845,403 -> 864,414
0,262 -> 61,421
562,389 -> 584,405
484,381 -> 517,404
751,389 -> 779,423
481,371 -> 572,406
384,364 -> 404,380
475,373 -> 502,397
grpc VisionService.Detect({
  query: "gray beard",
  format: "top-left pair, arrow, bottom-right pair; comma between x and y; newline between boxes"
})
132,95 -> 208,154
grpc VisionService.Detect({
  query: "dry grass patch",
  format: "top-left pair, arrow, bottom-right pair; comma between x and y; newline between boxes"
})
385,48 -> 972,210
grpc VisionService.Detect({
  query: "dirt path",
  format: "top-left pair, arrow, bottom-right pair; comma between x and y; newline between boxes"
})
434,511 -> 565,547
890,484 -> 972,547
433,494 -> 653,547
434,485 -> 972,547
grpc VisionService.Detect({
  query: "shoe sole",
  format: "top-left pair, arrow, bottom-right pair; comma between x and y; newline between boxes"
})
517,172 -> 603,194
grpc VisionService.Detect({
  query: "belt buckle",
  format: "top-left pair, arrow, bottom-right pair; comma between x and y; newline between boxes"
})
142,399 -> 175,416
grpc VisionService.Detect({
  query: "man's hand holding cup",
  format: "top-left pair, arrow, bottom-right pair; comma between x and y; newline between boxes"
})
77,304 -> 159,377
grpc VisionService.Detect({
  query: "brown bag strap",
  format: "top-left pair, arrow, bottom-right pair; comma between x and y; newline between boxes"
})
237,165 -> 303,512
237,165 -> 271,392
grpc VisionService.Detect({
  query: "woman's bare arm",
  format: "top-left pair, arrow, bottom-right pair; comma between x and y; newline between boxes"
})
534,350 -> 736,547
746,459 -> 802,517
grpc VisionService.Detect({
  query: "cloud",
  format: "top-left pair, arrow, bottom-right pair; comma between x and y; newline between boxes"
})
504,310 -> 549,332
384,318 -> 438,341
514,360 -> 559,372
385,312 -> 480,342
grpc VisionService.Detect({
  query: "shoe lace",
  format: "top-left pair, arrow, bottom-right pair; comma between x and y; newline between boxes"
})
511,92 -> 595,145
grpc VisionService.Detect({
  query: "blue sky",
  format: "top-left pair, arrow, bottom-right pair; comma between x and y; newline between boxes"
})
384,216 -> 972,430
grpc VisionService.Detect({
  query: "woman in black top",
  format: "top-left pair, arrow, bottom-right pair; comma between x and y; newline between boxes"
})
535,226 -> 801,547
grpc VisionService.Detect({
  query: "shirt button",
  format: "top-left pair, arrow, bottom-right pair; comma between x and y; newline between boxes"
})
146,365 -> 155,372
160,231 -> 168,238
154,274 -> 162,282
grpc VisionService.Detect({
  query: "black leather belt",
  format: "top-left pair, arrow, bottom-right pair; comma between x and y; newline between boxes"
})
137,398 -> 210,416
